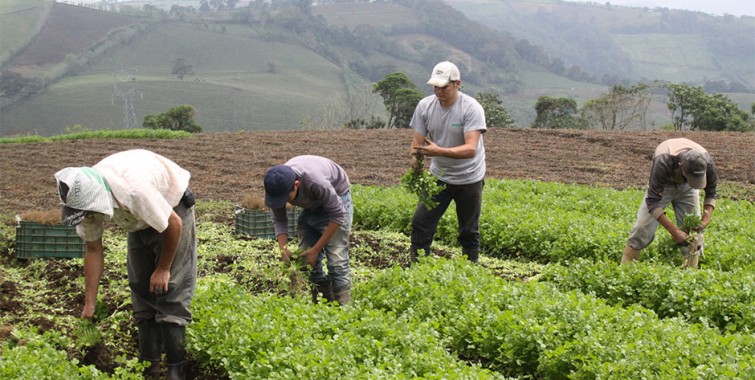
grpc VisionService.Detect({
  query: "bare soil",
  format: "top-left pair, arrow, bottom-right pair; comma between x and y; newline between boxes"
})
1,129 -> 753,217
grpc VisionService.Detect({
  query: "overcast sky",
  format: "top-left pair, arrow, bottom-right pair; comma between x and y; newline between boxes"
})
566,0 -> 755,17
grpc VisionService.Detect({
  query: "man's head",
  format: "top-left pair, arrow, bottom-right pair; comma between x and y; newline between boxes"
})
427,61 -> 461,88
54,167 -> 113,226
679,149 -> 708,189
263,165 -> 296,209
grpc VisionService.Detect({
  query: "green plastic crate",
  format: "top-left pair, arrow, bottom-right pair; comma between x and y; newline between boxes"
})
15,221 -> 85,259
234,206 -> 298,239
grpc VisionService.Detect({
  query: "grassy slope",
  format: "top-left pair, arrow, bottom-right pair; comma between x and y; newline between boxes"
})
2,1 -> 752,136
0,0 -> 48,64
1,22 -> 356,134
444,0 -> 752,85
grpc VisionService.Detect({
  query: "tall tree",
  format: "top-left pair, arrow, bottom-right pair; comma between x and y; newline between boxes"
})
664,83 -> 706,131
171,58 -> 194,80
531,96 -> 586,129
580,83 -> 650,130
143,105 -> 202,133
664,83 -> 752,131
475,91 -> 515,128
373,73 -> 424,129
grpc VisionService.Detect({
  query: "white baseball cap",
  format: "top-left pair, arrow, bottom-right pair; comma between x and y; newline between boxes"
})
54,167 -> 113,226
427,61 -> 460,87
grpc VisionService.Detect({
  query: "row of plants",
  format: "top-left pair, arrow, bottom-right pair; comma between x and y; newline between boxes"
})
189,276 -> 506,379
540,259 -> 755,334
353,179 -> 755,270
2,181 -> 753,378
357,258 -> 755,379
0,128 -> 192,144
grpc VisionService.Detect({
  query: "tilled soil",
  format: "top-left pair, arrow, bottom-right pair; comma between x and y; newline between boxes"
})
1,128 -> 753,216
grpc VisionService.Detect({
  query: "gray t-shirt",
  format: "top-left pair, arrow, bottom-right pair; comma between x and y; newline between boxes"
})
271,155 -> 350,236
410,92 -> 487,185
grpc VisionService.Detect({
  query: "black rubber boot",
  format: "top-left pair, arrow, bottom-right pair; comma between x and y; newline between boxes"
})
463,249 -> 479,264
137,319 -> 162,379
311,278 -> 332,304
409,245 -> 431,264
161,323 -> 187,380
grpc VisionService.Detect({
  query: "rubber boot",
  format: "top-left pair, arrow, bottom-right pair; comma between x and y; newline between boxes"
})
409,245 -> 430,264
332,288 -> 351,306
463,249 -> 479,264
161,323 -> 186,380
620,245 -> 642,265
311,279 -> 332,304
137,319 -> 162,379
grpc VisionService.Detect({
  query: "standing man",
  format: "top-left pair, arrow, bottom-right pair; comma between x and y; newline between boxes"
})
263,155 -> 353,305
622,138 -> 718,268
409,60 -> 487,263
55,149 -> 196,380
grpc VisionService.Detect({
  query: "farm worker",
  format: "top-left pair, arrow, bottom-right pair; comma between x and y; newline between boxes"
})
54,149 -> 196,380
409,60 -> 487,263
263,155 -> 353,305
622,138 -> 718,269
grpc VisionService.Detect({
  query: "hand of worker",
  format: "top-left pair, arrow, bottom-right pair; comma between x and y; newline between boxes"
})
280,248 -> 292,265
150,269 -> 170,297
80,304 -> 95,320
300,248 -> 319,268
672,228 -> 689,246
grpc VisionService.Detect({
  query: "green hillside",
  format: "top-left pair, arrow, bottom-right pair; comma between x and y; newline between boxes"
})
444,0 -> 755,89
0,0 -> 49,65
1,20 -> 380,134
1,0 -> 753,136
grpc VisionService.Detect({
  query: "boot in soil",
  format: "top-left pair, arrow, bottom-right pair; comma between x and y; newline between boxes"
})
332,287 -> 351,306
311,278 -> 332,304
463,249 -> 479,264
161,323 -> 187,380
137,319 -> 162,379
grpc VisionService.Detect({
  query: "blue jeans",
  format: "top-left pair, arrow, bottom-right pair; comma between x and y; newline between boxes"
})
627,183 -> 701,255
410,179 -> 484,262
297,192 -> 353,292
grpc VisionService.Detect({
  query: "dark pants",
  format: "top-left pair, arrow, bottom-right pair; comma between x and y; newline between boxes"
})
410,179 -> 484,263
128,190 -> 197,327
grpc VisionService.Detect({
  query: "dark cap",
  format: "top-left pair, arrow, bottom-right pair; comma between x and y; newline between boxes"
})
263,165 -> 295,209
680,149 -> 707,189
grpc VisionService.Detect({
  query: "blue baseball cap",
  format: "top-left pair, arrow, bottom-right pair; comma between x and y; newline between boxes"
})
264,165 -> 295,209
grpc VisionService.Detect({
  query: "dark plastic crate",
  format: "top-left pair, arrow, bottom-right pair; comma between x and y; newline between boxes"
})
15,221 -> 85,259
234,206 -> 298,239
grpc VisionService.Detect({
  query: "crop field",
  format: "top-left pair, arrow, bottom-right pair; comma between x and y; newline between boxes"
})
0,129 -> 754,379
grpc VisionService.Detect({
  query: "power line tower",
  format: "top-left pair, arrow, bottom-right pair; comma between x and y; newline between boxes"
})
111,70 -> 142,130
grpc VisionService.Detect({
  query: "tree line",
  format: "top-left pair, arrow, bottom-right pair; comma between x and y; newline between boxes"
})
362,73 -> 753,132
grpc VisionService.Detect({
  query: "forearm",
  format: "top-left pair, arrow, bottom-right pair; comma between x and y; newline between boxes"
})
312,221 -> 340,252
157,211 -> 182,271
83,240 -> 104,313
701,204 -> 714,229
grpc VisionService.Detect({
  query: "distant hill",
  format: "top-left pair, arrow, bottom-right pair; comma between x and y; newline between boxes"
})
444,0 -> 755,90
1,0 -> 753,136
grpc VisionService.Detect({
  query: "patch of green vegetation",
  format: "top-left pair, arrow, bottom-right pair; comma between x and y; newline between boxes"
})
0,129 -> 192,144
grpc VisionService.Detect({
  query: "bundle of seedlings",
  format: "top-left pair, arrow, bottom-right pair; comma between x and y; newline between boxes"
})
401,153 -> 445,210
